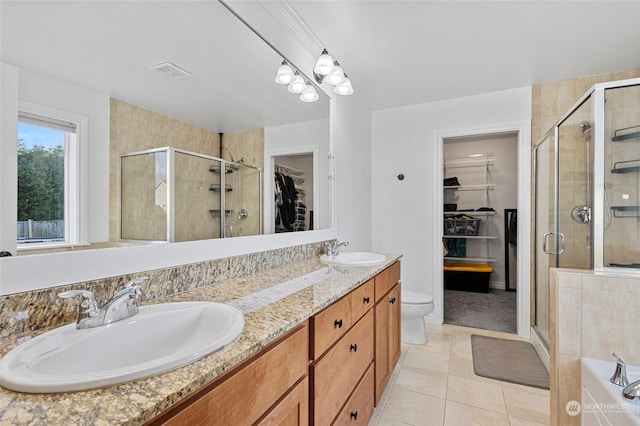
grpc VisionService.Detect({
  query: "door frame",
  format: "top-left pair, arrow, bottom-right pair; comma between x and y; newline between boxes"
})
433,121 -> 531,337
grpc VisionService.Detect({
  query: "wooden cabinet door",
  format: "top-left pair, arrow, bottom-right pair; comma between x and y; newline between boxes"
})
374,295 -> 390,405
257,377 -> 309,426
388,283 -> 401,369
374,282 -> 401,406
154,323 -> 308,426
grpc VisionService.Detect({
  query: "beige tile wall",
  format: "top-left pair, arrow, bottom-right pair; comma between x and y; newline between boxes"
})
110,98 -> 221,242
530,68 -> 640,328
550,269 -> 640,426
221,129 -> 264,237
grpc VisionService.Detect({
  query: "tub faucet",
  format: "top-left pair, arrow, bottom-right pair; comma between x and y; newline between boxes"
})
611,352 -> 629,387
325,240 -> 349,257
58,277 -> 147,329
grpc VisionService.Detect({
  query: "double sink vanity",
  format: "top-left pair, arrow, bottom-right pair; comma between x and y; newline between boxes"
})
0,251 -> 401,425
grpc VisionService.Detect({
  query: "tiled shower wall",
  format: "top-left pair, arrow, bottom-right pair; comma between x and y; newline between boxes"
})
531,68 -> 640,272
111,99 -> 266,243
550,268 -> 640,426
110,98 -> 221,242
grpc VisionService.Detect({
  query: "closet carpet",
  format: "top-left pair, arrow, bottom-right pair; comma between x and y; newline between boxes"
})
444,289 -> 517,334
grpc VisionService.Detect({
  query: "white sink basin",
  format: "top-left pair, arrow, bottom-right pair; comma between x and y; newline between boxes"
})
0,302 -> 244,393
320,251 -> 386,266
581,357 -> 640,425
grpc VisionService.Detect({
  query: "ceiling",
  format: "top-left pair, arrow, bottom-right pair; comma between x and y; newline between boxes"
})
289,1 -> 640,111
1,1 -> 328,133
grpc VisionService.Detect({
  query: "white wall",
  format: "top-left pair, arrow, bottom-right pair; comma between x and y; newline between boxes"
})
0,63 -> 19,255
372,87 -> 531,325
333,94 -> 373,251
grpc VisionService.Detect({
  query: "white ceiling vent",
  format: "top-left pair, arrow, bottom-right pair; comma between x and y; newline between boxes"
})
149,62 -> 191,79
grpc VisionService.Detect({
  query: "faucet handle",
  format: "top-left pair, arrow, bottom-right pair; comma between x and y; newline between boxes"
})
58,289 -> 99,318
611,352 -> 629,387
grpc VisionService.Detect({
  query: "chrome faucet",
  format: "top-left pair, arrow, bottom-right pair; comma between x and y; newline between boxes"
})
611,352 -> 629,387
58,277 -> 147,329
325,240 -> 349,257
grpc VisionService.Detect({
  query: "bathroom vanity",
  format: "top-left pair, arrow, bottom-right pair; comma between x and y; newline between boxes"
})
0,255 -> 401,425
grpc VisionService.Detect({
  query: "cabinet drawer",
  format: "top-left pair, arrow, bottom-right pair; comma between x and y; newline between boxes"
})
333,363 -> 374,426
374,261 -> 400,302
312,295 -> 352,359
312,311 -> 374,426
157,323 -> 309,426
350,279 -> 374,323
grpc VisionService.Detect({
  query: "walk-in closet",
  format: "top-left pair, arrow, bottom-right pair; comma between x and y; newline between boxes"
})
442,133 -> 518,333
274,154 -> 313,233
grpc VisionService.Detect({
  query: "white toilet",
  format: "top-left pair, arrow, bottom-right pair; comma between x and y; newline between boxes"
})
401,289 -> 434,344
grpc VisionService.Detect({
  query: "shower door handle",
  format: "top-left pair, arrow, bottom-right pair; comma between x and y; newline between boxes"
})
542,232 -> 554,255
557,232 -> 566,255
542,232 -> 566,255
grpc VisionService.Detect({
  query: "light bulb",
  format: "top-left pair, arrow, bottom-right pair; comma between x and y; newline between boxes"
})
325,61 -> 345,86
287,72 -> 306,94
300,84 -> 319,103
313,49 -> 335,76
333,75 -> 353,96
274,60 -> 294,85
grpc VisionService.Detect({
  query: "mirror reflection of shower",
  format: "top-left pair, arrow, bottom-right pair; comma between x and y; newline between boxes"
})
571,121 -> 593,224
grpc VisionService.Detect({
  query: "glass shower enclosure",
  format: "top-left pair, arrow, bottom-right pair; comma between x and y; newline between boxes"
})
533,78 -> 640,347
120,147 -> 262,242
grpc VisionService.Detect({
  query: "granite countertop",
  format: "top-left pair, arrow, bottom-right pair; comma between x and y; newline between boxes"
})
0,254 -> 401,425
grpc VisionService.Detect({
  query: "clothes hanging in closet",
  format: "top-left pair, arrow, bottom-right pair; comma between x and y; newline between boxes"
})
274,172 -> 298,231
508,211 -> 517,246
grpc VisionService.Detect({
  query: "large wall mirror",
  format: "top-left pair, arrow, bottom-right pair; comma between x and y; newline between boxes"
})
0,1 -> 333,294
1,1 -> 331,254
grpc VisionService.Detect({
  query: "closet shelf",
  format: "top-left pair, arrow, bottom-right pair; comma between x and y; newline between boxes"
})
444,256 -> 497,263
444,211 -> 497,216
443,235 -> 497,240
444,154 -> 495,168
443,184 -> 495,191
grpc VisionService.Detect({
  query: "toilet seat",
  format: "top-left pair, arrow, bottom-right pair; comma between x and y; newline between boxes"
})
401,289 -> 433,305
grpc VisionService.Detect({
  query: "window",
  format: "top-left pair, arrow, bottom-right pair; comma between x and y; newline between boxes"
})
16,107 -> 83,249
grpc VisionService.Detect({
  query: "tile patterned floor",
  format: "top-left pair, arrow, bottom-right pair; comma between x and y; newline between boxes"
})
369,324 -> 550,426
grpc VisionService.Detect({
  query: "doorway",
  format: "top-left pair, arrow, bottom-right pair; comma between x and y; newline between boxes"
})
442,133 -> 519,333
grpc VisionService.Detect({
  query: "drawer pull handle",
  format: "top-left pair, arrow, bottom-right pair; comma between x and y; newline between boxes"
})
390,297 -> 397,304
334,319 -> 343,328
363,296 -> 370,304
350,411 -> 358,420
350,343 -> 358,352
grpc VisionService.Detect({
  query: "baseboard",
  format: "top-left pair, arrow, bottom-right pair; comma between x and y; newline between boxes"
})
530,326 -> 550,372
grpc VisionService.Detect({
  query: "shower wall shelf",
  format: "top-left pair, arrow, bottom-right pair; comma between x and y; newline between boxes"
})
209,166 -> 234,174
612,125 -> 640,142
611,160 -> 640,174
611,206 -> 640,218
209,184 -> 233,192
209,209 -> 233,217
